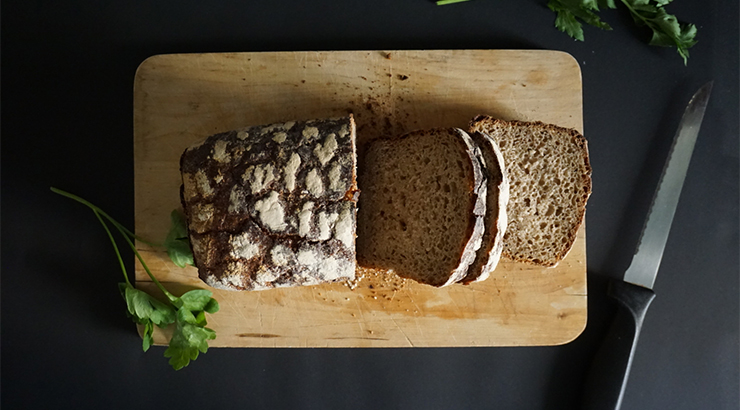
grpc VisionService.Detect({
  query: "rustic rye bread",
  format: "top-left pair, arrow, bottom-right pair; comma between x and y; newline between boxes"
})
356,128 -> 487,288
469,116 -> 592,267
180,116 -> 359,290
459,131 -> 509,284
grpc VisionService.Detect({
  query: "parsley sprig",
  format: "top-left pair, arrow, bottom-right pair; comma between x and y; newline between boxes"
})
617,0 -> 697,63
51,187 -> 218,370
436,0 -> 698,64
548,0 -> 697,64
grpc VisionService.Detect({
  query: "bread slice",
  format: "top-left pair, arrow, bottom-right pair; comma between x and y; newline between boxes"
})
356,128 -> 487,287
180,116 -> 359,290
459,131 -> 509,284
469,116 -> 592,267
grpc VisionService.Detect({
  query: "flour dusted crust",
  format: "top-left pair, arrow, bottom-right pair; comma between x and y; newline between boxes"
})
452,128 -> 488,286
180,116 -> 358,291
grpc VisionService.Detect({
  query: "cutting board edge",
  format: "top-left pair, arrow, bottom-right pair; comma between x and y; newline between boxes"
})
136,292 -> 587,348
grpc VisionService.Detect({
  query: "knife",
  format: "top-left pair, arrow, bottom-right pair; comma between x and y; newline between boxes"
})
581,82 -> 713,410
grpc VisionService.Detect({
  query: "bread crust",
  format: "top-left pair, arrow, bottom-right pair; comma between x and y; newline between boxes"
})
469,116 -> 592,267
180,116 -> 359,290
447,128 -> 488,286
460,131 -> 509,284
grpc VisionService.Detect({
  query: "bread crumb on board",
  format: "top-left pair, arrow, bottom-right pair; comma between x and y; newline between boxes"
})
344,266 -> 408,296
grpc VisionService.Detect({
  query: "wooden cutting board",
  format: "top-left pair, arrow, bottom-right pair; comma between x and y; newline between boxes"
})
134,50 -> 587,348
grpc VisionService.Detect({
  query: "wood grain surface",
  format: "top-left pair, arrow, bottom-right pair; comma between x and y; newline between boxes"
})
133,50 -> 587,347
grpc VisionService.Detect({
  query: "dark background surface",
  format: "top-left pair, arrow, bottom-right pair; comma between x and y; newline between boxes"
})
2,1 -> 738,409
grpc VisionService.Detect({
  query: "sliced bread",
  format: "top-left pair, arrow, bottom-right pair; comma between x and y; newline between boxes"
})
459,131 -> 509,284
356,128 -> 487,287
469,116 -> 592,267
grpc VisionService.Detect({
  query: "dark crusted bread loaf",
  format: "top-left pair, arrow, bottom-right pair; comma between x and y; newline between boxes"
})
459,131 -> 509,284
469,116 -> 592,267
180,116 -> 359,290
356,128 -> 487,287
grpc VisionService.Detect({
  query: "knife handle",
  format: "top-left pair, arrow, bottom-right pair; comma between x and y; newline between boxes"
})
582,280 -> 656,410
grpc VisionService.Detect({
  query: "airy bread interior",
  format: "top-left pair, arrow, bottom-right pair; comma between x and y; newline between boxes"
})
356,128 -> 485,287
470,117 -> 591,267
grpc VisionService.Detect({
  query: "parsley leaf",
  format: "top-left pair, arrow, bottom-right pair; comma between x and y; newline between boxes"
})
178,289 -> 219,312
165,209 -> 194,268
620,0 -> 697,64
550,3 -> 586,41
204,297 -> 220,314
548,0 -> 613,41
164,289 -> 219,370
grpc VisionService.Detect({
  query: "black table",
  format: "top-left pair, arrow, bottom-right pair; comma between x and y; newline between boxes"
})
3,1 -> 738,409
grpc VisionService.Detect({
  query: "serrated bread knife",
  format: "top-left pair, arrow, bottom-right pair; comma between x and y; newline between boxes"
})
582,82 -> 713,410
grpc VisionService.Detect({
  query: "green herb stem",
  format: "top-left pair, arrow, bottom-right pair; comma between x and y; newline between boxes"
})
619,0 -> 648,25
50,187 -> 162,247
111,221 -> 178,304
93,210 -> 132,287
436,0 -> 470,4
52,186 -> 177,302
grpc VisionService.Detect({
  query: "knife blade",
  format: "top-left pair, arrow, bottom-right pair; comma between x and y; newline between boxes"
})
581,82 -> 713,410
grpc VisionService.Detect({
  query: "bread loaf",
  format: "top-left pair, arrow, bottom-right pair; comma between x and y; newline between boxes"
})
180,116 -> 359,290
469,116 -> 592,267
460,131 -> 509,284
356,128 -> 487,287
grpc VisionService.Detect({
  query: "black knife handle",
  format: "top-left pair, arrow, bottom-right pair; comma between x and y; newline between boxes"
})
582,280 -> 656,410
